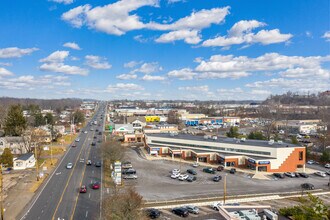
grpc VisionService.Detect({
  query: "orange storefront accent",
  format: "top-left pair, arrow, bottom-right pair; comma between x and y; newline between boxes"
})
270,148 -> 305,172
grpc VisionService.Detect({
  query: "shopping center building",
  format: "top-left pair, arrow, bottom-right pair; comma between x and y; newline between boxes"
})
144,133 -> 306,172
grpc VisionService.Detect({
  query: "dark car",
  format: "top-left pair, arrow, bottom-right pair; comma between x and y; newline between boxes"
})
172,207 -> 189,217
122,168 -> 136,175
91,142 -> 96,146
92,182 -> 100,189
93,136 -> 97,139
299,172 -> 309,178
98,131 -> 102,135
187,169 -> 197,175
273,173 -> 285,179
217,166 -> 224,171
213,175 -> 222,182
294,172 -> 300,178
95,161 -> 101,167
203,167 -> 216,174
301,183 -> 315,190
146,208 -> 161,219
186,176 -> 197,182
229,168 -> 236,174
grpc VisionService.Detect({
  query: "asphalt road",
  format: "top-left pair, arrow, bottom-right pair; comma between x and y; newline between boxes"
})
20,103 -> 106,220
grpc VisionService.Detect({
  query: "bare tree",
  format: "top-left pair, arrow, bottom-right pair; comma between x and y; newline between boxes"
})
101,137 -> 125,165
257,104 -> 282,140
103,187 -> 146,220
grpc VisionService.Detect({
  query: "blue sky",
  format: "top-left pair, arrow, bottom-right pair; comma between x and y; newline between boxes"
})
0,0 -> 329,100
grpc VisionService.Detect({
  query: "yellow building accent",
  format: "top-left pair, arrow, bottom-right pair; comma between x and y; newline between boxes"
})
145,116 -> 160,122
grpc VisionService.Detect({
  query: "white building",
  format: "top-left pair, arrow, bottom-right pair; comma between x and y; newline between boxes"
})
0,137 -> 27,155
13,153 -> 36,170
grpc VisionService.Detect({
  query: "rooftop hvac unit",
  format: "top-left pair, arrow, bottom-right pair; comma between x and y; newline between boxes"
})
212,136 -> 218,140
264,209 -> 278,220
268,139 -> 275,145
277,140 -> 283,145
204,135 -> 211,139
240,137 -> 246,142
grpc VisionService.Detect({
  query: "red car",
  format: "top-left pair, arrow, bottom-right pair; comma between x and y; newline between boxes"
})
92,182 -> 100,189
80,185 -> 87,193
72,143 -> 76,147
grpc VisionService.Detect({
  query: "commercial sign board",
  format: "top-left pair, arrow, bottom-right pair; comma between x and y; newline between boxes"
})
258,161 -> 270,165
248,158 -> 256,164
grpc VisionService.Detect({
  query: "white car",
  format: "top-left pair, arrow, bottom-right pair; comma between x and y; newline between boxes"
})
172,169 -> 180,174
211,202 -> 223,211
315,171 -> 327,177
325,163 -> 330,168
307,160 -> 315,165
66,163 -> 73,169
171,173 -> 180,179
178,174 -> 189,181
285,172 -> 296,178
84,131 -> 88,134
192,162 -> 199,167
75,138 -> 80,142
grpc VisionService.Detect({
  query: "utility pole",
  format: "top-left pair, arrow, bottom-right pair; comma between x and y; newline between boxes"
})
223,174 -> 227,205
180,147 -> 182,172
34,144 -> 39,181
0,164 -> 4,220
50,144 -> 53,166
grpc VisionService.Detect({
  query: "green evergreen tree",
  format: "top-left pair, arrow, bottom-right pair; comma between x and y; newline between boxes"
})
291,136 -> 299,144
73,110 -> 85,124
44,112 -> 54,125
320,151 -> 330,163
0,148 -> 13,167
226,126 -> 239,138
4,105 -> 27,136
34,112 -> 46,127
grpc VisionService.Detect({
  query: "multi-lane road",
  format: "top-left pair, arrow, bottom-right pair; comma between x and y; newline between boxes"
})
20,103 -> 106,220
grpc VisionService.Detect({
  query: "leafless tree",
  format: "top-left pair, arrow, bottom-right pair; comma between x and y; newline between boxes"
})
101,137 -> 125,165
257,104 -> 283,140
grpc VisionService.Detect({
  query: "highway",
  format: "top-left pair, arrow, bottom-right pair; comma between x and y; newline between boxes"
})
20,103 -> 106,220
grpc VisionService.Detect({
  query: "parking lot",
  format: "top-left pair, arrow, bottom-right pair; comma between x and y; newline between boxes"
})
123,147 -> 329,202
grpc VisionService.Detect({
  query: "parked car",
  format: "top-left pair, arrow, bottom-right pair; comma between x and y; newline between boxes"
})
86,160 -> 92,165
171,173 -> 180,179
217,166 -> 224,171
273,173 -> 285,179
178,174 -> 189,181
146,208 -> 161,219
79,185 -> 87,193
325,163 -> 330,168
172,207 -> 189,217
95,161 -> 101,167
294,172 -> 300,177
229,168 -> 236,174
185,205 -> 199,214
307,160 -> 315,165
192,162 -> 199,167
211,202 -> 222,211
187,169 -> 197,175
122,168 -> 136,175
315,171 -> 327,177
203,167 -> 216,174
172,169 -> 180,174
299,172 -> 309,178
285,172 -> 296,178
213,175 -> 222,182
92,182 -> 100,189
66,163 -> 73,169
123,174 -> 137,179
301,183 -> 315,190
186,175 -> 197,182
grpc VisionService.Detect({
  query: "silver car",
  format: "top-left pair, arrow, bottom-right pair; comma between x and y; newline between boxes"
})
66,163 -> 73,169
185,205 -> 199,214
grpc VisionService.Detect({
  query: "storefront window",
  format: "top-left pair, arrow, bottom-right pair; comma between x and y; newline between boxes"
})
299,151 -> 303,160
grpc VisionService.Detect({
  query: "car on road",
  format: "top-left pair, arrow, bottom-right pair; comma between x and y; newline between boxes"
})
203,167 -> 216,174
217,166 -> 224,171
172,169 -> 180,174
92,182 -> 100,189
325,163 -> 330,168
84,131 -> 88,134
71,143 -> 76,147
229,168 -> 236,174
93,136 -> 97,139
273,173 -> 285,179
146,208 -> 161,219
95,161 -> 101,167
75,138 -> 80,142
178,174 -> 189,181
299,172 -> 309,178
80,185 -> 87,193
66,163 -> 73,169
172,207 -> 189,217
187,169 -> 197,175
192,162 -> 199,167
171,173 -> 180,179
123,174 -> 137,179
307,160 -> 317,165
285,172 -> 296,178
213,175 -> 222,182
91,142 -> 96,146
186,175 -> 197,182
86,160 -> 92,165
315,171 -> 327,177
185,205 -> 199,214
301,183 -> 315,190
122,168 -> 136,175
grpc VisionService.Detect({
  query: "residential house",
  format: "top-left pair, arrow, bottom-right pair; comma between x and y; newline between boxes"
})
0,136 -> 28,155
13,153 -> 36,170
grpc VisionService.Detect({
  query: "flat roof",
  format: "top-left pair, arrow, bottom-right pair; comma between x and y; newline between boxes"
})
146,133 -> 301,149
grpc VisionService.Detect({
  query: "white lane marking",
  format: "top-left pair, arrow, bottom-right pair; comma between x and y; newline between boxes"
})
91,180 -> 93,184
89,193 -> 91,198
56,172 -> 61,175
107,188 -> 109,194
85,211 -> 88,218
92,170 -> 94,174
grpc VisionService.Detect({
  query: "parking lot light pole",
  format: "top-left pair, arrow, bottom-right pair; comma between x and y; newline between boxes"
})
180,148 -> 182,172
223,174 -> 227,205
0,164 -> 4,220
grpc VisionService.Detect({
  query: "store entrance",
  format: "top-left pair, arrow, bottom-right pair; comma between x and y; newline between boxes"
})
258,166 -> 267,172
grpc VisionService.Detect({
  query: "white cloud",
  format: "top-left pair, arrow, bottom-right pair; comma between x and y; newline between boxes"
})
0,62 -> 12,66
50,0 -> 74,4
202,20 -> 292,47
167,68 -> 197,80
141,75 -> 166,81
196,71 -> 250,79
85,55 -> 111,69
0,67 -> 14,77
39,50 -> 88,75
132,62 -> 162,74
155,29 -> 201,44
62,0 -> 159,35
63,42 -> 81,50
106,83 -> 144,93
133,35 -> 149,43
280,67 -> 330,79
124,61 -> 140,68
322,31 -> 330,41
0,47 -> 39,58
179,85 -> 209,92
116,73 -> 137,80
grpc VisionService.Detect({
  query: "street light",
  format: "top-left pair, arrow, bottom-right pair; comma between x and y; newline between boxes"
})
0,164 -> 4,220
223,174 -> 227,205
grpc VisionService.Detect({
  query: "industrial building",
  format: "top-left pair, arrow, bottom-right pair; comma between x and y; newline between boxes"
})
145,133 -> 306,172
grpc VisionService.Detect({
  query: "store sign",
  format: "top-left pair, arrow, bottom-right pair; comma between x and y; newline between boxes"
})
258,161 -> 270,165
152,148 -> 160,151
248,158 -> 256,164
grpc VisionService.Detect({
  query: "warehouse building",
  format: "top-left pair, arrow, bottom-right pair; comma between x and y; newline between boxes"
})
145,133 -> 306,172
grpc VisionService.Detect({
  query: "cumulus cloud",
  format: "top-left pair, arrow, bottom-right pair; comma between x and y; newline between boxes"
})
124,61 -> 140,68
106,83 -> 144,93
50,0 -> 74,4
155,29 -> 201,44
167,68 -> 197,80
116,73 -> 137,80
141,75 -> 166,81
61,0 -> 159,35
63,42 -> 81,50
85,55 -> 111,69
0,67 -> 14,77
39,50 -> 88,75
202,20 -> 292,47
0,47 -> 39,58
179,85 -> 209,92
322,31 -> 330,41
132,62 -> 162,74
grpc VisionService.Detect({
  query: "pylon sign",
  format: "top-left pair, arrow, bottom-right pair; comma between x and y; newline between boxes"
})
113,161 -> 122,185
